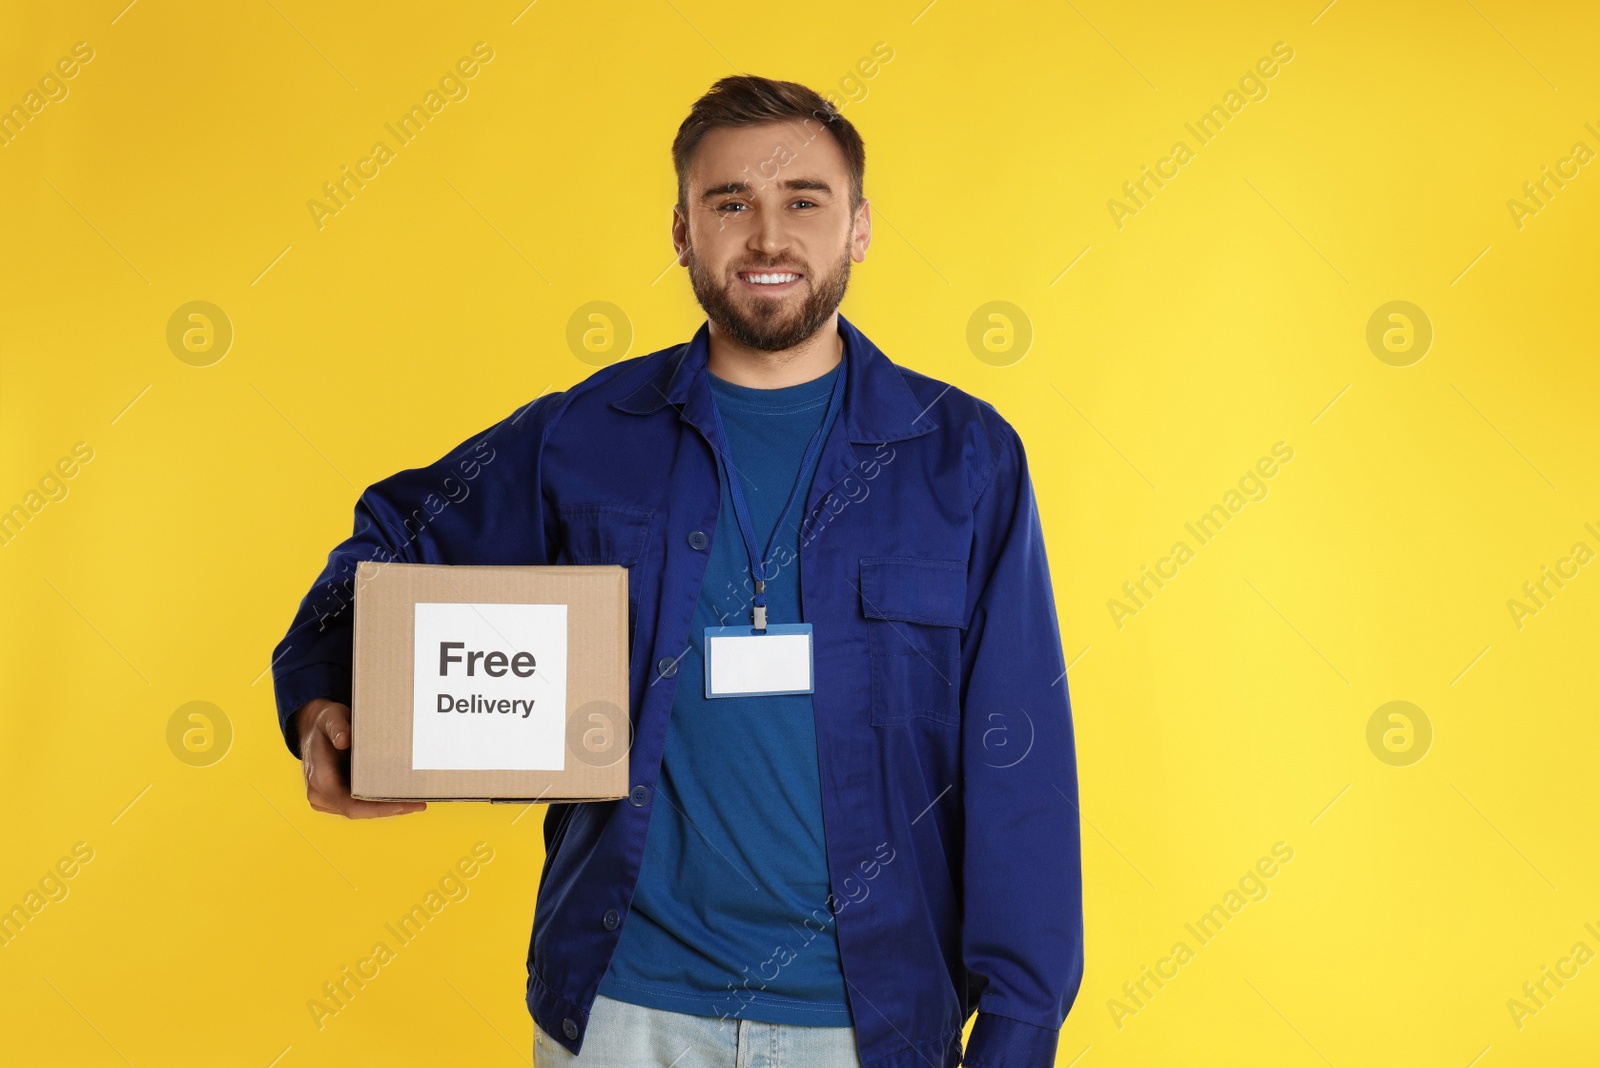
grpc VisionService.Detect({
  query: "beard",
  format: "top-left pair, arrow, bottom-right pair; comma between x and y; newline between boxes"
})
686,238 -> 852,353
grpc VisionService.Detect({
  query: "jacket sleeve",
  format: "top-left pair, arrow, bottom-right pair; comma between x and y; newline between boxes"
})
957,415 -> 1085,1068
269,393 -> 560,759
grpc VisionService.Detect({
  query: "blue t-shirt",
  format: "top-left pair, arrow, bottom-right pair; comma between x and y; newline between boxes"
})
596,358 -> 852,1026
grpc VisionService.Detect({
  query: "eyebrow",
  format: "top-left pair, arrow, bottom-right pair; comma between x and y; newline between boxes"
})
700,177 -> 834,202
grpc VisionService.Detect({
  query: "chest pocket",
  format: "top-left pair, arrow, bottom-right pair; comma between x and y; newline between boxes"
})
554,504 -> 656,644
859,556 -> 967,727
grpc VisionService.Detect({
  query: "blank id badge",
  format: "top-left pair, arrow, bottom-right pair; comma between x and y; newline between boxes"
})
703,623 -> 814,698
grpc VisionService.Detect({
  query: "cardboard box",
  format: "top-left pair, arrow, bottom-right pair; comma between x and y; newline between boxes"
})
350,561 -> 630,802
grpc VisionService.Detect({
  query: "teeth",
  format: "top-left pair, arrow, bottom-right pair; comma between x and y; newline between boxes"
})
744,273 -> 799,284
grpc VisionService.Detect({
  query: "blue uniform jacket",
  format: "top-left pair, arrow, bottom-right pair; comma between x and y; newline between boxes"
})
270,313 -> 1085,1068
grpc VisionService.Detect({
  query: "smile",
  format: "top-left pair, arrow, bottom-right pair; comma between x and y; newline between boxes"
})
737,271 -> 803,290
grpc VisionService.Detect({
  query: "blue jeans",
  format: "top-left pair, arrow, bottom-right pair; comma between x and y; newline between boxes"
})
534,993 -> 865,1068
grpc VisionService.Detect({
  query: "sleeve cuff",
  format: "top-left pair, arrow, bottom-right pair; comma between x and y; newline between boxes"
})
962,1011 -> 1062,1068
272,662 -> 353,760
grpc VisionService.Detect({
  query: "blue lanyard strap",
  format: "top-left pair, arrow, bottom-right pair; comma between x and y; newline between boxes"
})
707,356 -> 848,631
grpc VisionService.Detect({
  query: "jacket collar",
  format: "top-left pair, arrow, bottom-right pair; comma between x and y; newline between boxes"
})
611,313 -> 938,445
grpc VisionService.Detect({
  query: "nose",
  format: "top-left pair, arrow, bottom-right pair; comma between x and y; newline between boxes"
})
747,204 -> 789,259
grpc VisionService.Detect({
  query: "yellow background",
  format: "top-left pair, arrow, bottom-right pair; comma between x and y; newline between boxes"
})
2,0 -> 1597,1064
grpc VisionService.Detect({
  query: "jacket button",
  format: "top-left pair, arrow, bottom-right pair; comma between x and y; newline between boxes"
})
688,529 -> 709,550
657,656 -> 678,678
629,784 -> 650,806
562,1017 -> 578,1040
603,908 -> 620,930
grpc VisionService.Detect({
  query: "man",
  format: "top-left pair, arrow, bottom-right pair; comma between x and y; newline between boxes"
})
272,75 -> 1083,1068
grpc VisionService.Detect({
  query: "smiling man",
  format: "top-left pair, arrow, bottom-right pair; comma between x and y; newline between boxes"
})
271,75 -> 1083,1068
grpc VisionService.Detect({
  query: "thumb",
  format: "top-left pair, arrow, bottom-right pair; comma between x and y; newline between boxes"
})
320,710 -> 352,750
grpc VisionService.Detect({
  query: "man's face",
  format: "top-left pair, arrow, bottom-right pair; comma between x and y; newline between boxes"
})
673,122 -> 870,352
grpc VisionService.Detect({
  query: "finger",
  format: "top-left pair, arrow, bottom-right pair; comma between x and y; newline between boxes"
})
302,732 -> 350,806
307,773 -> 424,818
342,798 -> 429,819
314,704 -> 352,750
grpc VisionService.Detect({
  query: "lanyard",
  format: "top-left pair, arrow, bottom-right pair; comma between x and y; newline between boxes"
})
707,358 -> 847,632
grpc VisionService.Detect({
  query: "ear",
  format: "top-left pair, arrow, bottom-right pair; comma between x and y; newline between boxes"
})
671,203 -> 691,266
851,198 -> 872,263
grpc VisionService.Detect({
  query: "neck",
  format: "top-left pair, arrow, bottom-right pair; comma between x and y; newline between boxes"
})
705,315 -> 843,388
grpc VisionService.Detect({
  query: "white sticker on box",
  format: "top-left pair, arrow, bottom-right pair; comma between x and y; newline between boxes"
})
411,602 -> 567,771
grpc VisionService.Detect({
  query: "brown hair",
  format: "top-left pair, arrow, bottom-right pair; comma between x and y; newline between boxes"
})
672,75 -> 866,218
